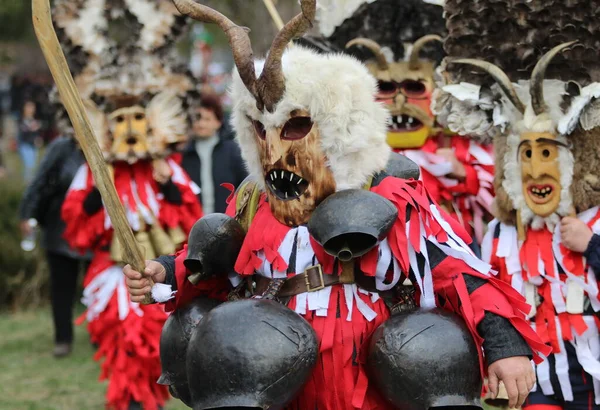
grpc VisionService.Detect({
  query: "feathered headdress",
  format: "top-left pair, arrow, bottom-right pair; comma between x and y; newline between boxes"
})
52,0 -> 199,157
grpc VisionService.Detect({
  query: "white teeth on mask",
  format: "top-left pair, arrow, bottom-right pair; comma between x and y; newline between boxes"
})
297,178 -> 303,185
290,173 -> 293,181
284,191 -> 288,199
398,116 -> 403,124
294,190 -> 300,196
281,171 -> 284,179
408,117 -> 414,124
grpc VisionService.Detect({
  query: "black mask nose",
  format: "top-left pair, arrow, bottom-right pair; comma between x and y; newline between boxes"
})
126,137 -> 137,145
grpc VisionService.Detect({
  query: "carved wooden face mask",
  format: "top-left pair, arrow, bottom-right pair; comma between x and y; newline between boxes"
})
518,132 -> 564,217
107,105 -> 152,163
346,36 -> 440,150
375,63 -> 435,149
252,110 -> 336,227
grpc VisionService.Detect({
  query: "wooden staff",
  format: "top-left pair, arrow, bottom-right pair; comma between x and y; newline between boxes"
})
262,0 -> 285,30
32,0 -> 154,304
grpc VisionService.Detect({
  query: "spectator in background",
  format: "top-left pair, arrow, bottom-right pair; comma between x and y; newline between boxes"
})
17,100 -> 42,182
181,94 -> 247,213
0,105 -> 6,178
19,136 -> 91,357
10,75 -> 29,119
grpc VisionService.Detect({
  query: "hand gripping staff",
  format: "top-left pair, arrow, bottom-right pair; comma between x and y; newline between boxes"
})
32,0 -> 155,304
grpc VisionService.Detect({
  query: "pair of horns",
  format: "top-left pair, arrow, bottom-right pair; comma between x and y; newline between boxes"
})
452,41 -> 577,116
345,34 -> 442,71
173,0 -> 316,112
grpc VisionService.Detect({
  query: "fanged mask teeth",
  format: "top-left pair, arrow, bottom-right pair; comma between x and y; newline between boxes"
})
266,169 -> 309,200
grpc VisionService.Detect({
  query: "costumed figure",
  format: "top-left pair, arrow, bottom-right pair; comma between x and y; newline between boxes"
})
308,0 -> 496,251
55,0 -> 203,408
124,1 -> 551,409
435,0 -> 600,407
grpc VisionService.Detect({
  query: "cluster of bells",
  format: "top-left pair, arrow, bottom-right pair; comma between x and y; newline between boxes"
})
111,218 -> 187,263
158,297 -> 484,410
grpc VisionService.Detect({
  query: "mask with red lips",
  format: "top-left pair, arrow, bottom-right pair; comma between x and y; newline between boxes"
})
346,35 -> 441,149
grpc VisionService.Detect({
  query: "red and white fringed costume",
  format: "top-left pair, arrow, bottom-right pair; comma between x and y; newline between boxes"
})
62,160 -> 202,410
484,207 -> 600,403
169,176 -> 549,410
398,134 -> 495,244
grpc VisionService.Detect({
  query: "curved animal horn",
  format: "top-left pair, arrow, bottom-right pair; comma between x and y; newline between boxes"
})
345,38 -> 389,71
408,35 -> 442,70
452,59 -> 525,114
172,0 -> 258,100
530,41 -> 577,116
258,0 -> 316,112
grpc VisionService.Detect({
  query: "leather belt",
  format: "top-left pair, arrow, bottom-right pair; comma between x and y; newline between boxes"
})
254,264 -> 381,298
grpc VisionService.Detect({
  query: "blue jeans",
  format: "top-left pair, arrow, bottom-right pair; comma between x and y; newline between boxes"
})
18,142 -> 38,182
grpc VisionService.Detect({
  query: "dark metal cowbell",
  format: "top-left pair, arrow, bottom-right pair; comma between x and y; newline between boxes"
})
308,189 -> 398,261
157,297 -> 220,407
386,151 -> 421,180
367,308 -> 483,410
186,299 -> 319,410
184,213 -> 245,283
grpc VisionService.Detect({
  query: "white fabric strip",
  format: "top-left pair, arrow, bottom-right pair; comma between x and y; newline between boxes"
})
130,180 -> 153,225
531,323 -> 554,395
82,265 -> 143,322
402,150 -> 454,178
573,316 -> 600,404
468,141 -> 494,165
375,239 -> 398,291
554,317 -> 574,401
69,164 -> 89,191
481,219 -> 497,264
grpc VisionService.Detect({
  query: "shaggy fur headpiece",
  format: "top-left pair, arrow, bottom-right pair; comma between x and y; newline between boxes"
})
230,46 -> 390,191
52,0 -> 200,155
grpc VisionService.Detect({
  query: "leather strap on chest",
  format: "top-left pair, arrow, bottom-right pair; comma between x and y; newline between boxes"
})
254,264 -> 381,298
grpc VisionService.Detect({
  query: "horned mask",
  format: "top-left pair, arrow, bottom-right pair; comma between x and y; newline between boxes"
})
435,42 -> 600,230
173,0 -> 389,227
346,35 -> 441,149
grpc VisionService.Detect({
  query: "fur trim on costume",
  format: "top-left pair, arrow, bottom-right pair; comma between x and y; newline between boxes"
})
230,46 -> 390,191
315,0 -> 377,37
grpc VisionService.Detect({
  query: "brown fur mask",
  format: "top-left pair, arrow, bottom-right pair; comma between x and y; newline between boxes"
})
252,110 -> 337,226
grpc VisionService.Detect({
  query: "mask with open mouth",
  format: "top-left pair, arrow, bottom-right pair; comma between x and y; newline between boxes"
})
519,132 -> 563,218
252,110 -> 336,227
346,36 -> 440,149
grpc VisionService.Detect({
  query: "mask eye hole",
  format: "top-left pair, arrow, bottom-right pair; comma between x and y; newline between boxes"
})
525,149 -> 532,159
115,115 -> 125,123
400,80 -> 427,97
542,149 -> 551,158
376,81 -> 398,98
134,113 -> 145,121
281,117 -> 313,141
252,120 -> 266,140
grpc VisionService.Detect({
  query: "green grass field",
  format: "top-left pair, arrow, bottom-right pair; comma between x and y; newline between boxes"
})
0,307 -> 188,410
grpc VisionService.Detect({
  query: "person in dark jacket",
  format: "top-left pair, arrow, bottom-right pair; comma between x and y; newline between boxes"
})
17,100 -> 43,182
19,136 -> 91,357
181,94 -> 248,213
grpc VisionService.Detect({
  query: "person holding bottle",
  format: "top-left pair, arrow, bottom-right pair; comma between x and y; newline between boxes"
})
19,135 -> 91,357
